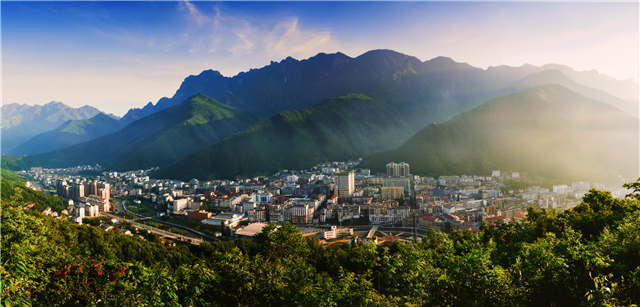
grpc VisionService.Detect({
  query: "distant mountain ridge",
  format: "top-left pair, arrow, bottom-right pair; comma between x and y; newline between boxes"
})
361,84 -> 639,182
120,50 -> 639,125
18,94 -> 259,170
535,64 -> 639,101
8,113 -> 125,157
1,101 -> 113,154
498,69 -> 639,117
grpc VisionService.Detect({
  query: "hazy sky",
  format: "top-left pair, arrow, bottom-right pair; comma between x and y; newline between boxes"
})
2,1 -> 638,116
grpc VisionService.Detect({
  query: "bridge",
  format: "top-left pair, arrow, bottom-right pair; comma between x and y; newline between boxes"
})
101,212 -> 205,245
367,225 -> 379,239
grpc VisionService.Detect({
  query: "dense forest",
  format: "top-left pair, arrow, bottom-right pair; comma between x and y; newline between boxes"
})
2,170 -> 639,306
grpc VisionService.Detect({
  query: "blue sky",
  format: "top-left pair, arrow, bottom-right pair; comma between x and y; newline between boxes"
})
2,1 -> 638,116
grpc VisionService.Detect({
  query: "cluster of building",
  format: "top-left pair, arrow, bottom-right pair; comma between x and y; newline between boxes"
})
20,164 -> 103,178
17,165 -> 102,190
21,156 -> 634,241
120,160 -> 628,235
551,181 -> 630,199
62,199 -> 101,224
55,179 -> 111,211
49,178 -> 112,224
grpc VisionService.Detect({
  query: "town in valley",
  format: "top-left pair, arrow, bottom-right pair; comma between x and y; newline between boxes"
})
18,160 -> 633,246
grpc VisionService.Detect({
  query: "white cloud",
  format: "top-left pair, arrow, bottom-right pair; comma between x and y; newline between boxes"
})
182,1 -> 209,27
263,17 -> 332,59
173,2 -> 333,61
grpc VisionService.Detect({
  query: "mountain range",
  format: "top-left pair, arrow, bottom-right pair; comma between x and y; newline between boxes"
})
1,102 -> 114,154
12,50 -> 522,171
4,50 -> 638,181
361,84 -> 639,182
120,50 -> 639,126
121,50 -> 501,125
16,94 -> 258,170
8,113 -> 125,157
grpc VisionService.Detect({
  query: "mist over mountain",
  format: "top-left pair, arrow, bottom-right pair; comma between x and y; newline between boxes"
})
8,113 -> 125,157
361,84 -> 639,182
498,69 -> 638,117
1,102 -> 113,154
17,94 -> 258,170
538,64 -> 639,101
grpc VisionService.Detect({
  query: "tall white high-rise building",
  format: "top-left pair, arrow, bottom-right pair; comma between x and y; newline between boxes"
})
387,162 -> 398,177
387,162 -> 410,177
553,185 -> 568,195
334,171 -> 355,199
398,162 -> 410,177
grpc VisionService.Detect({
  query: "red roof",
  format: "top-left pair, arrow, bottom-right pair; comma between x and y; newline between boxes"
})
441,213 -> 458,221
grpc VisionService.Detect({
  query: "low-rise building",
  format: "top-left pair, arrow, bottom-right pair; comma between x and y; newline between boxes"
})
202,212 -> 245,227
187,210 -> 212,221
323,225 -> 353,239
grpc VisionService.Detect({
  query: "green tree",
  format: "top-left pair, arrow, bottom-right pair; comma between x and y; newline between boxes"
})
253,222 -> 310,259
623,177 -> 640,201
200,202 -> 210,211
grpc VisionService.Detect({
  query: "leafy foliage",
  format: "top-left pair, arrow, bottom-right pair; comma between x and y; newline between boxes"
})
1,168 -> 25,184
1,177 -> 67,213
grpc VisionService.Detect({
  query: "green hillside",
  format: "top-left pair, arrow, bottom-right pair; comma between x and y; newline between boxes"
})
153,93 -> 436,180
1,168 -> 24,183
9,113 -> 125,157
1,172 -> 66,212
362,85 -> 639,182
17,94 -> 259,170
1,155 -> 26,171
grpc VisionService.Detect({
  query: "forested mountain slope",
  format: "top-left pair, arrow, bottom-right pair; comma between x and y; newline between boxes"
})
153,93 -> 432,180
